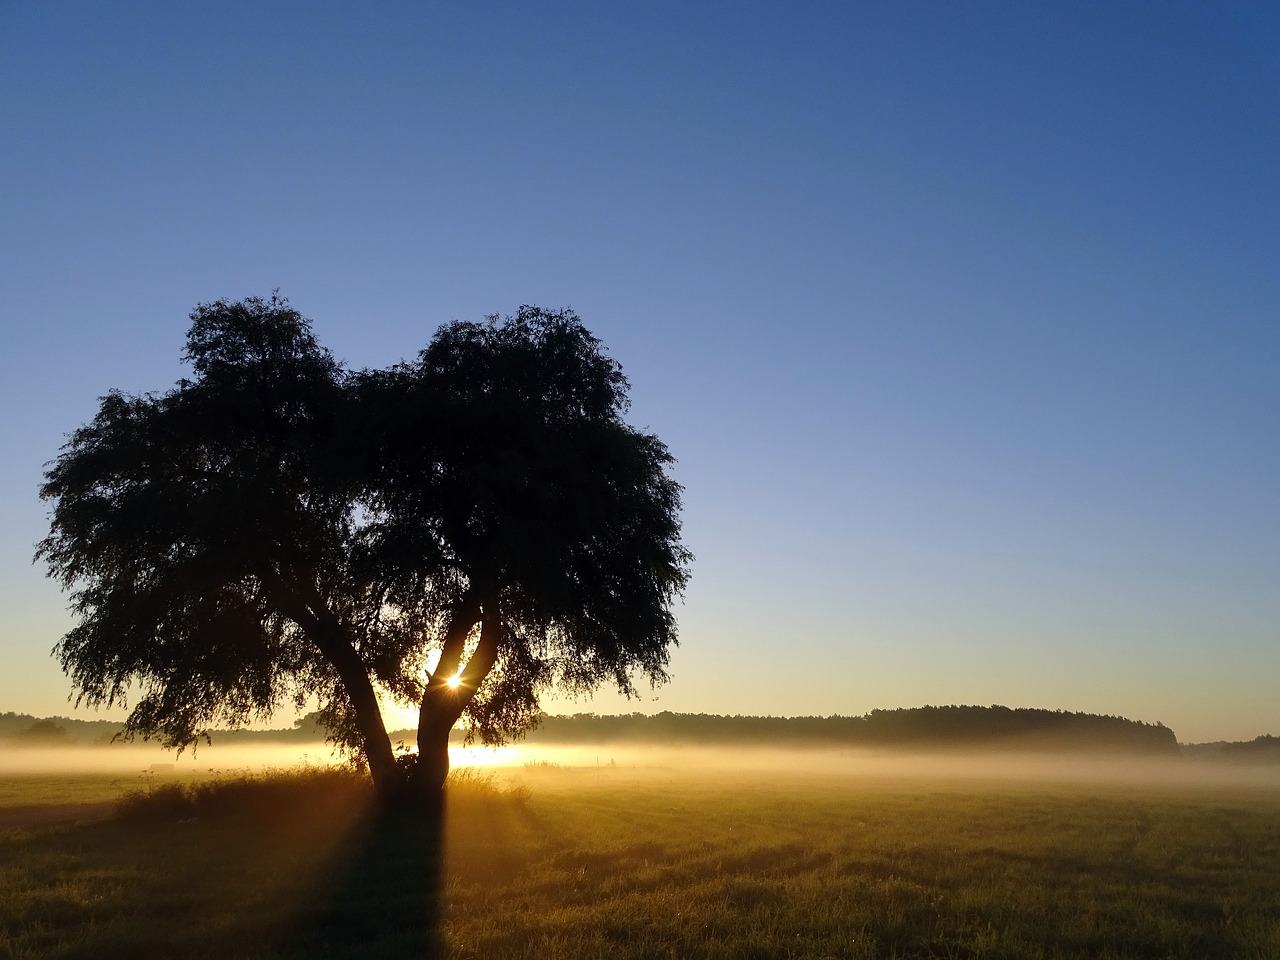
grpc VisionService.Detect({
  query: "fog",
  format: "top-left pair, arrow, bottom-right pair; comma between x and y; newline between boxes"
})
508,743 -> 1280,792
3,740 -> 1278,792
0,742 -> 348,775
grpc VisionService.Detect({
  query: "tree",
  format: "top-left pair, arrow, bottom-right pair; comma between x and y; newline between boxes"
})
38,297 -> 690,808
357,307 -> 692,798
14,719 -> 73,747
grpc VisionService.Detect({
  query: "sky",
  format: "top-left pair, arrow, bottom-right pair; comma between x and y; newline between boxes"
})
2,2 -> 1277,744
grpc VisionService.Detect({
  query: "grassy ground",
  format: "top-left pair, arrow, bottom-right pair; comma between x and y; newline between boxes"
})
0,771 -> 162,809
1,762 -> 1278,959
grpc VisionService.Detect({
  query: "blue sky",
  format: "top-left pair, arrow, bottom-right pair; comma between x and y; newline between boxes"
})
3,2 -> 1276,742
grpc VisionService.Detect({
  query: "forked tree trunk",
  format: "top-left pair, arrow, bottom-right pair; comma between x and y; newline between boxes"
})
406,601 -> 502,811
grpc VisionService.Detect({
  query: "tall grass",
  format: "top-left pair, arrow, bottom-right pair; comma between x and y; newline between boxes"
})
113,765 -> 373,823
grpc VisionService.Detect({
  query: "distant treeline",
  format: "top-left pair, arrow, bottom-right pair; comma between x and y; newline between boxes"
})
5,706 -> 1276,760
520,706 -> 1182,755
1182,735 -> 1280,763
0,710 -> 322,747
0,711 -> 123,746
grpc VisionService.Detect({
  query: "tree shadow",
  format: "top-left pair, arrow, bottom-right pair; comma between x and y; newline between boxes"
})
284,807 -> 446,959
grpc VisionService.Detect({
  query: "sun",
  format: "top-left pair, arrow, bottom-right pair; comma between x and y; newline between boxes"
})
446,674 -> 462,690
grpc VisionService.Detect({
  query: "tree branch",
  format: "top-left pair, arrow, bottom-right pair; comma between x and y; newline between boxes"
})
417,592 -> 482,745
259,569 -> 398,790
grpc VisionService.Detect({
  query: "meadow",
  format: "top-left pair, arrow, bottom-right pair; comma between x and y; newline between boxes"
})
1,751 -> 1278,959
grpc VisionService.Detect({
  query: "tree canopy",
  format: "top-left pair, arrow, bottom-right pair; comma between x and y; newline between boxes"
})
38,296 -> 691,803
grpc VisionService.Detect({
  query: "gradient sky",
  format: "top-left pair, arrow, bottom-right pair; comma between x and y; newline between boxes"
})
3,3 -> 1277,743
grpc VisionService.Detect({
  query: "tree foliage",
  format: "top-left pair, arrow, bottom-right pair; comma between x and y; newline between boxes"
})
361,308 -> 689,746
38,296 -> 690,801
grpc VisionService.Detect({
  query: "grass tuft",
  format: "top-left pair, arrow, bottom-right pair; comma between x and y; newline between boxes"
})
113,766 -> 373,823
446,766 -> 531,804
113,764 -> 525,824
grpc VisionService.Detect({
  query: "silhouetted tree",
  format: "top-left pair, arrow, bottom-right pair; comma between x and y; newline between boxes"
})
14,719 -> 73,746
38,297 -> 690,808
357,308 -> 691,798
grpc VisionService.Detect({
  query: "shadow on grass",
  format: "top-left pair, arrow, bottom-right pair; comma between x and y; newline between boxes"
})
1,769 -> 546,959
112,767 -> 449,959
286,807 -> 446,960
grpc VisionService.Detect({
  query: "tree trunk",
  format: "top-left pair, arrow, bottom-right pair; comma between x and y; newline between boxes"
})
415,720 -> 453,798
411,601 -> 502,809
316,627 -> 399,796
264,575 -> 401,798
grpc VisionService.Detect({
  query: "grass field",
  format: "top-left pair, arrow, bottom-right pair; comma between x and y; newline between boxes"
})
1,757 -> 1278,959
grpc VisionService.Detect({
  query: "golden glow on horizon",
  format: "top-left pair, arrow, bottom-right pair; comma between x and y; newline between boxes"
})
6,741 -> 1280,790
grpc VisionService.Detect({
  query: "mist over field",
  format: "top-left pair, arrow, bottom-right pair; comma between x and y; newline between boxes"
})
3,702 -> 1278,795
0,742 -> 344,775
517,743 -> 1280,791
4,738 -> 1279,794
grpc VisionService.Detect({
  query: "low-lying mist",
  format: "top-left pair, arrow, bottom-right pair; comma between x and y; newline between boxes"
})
0,742 -> 346,775
512,743 -> 1280,791
4,740 -> 1279,791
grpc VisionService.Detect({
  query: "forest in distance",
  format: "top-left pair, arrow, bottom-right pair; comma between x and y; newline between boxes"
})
3,704 -> 1278,761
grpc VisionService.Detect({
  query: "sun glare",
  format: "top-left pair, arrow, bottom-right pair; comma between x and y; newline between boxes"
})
447,674 -> 462,690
